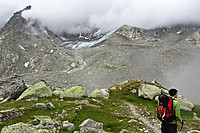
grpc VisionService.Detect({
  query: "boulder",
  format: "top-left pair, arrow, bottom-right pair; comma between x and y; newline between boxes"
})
52,88 -> 64,96
10,80 -> 28,100
62,121 -> 75,133
130,89 -> 137,94
46,102 -> 55,109
17,82 -> 52,100
0,80 -> 28,99
138,84 -> 161,100
36,103 -> 47,110
177,95 -> 194,111
33,116 -> 54,126
26,97 -> 38,102
27,116 -> 54,131
90,89 -> 109,98
1,122 -> 37,133
79,119 -> 103,130
0,108 -> 23,122
60,86 -> 87,98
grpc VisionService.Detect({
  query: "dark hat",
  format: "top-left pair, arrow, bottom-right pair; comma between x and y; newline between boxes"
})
169,88 -> 178,96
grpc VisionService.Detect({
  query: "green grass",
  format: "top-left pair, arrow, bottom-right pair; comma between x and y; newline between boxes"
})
0,80 -> 200,132
193,105 -> 200,117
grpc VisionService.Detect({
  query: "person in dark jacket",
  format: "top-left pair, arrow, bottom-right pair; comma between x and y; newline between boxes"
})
161,88 -> 186,133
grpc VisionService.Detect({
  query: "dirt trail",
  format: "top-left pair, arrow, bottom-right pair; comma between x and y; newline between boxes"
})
125,102 -> 161,133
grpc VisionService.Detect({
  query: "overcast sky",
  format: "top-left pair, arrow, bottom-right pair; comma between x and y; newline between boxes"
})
1,0 -> 200,33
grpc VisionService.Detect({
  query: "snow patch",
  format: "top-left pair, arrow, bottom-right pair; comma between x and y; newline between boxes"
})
50,50 -> 54,53
24,62 -> 29,68
67,30 -> 114,50
19,45 -> 25,50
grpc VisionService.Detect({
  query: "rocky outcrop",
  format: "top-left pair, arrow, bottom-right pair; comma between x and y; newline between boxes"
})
62,121 -> 75,133
52,88 -> 64,96
90,89 -> 109,98
36,103 -> 47,110
46,102 -> 55,109
17,81 -> 52,100
35,102 -> 55,110
0,79 -> 28,100
1,122 -> 37,133
78,119 -> 107,133
138,84 -> 161,100
0,108 -> 23,123
60,86 -> 88,98
177,95 -> 194,111
137,84 -> 194,111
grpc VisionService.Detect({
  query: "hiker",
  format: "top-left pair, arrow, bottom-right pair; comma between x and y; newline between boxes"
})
158,88 -> 186,133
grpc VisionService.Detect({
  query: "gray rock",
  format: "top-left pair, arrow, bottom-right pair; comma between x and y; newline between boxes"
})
0,80 -> 28,100
90,89 -> 109,98
46,102 -> 55,109
33,116 -> 54,127
62,121 -> 75,133
17,81 -> 52,100
138,84 -> 161,100
36,103 -> 47,110
0,97 -> 4,101
60,86 -> 87,98
187,130 -> 200,133
79,119 -> 103,130
193,113 -> 200,121
127,119 -> 138,123
120,129 -> 131,133
1,122 -> 37,133
52,88 -> 64,96
10,80 -> 28,100
130,89 -> 137,94
61,110 -> 67,114
26,97 -> 38,102
177,95 -> 194,111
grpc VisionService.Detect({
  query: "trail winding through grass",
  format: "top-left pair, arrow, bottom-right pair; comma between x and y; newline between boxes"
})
125,102 -> 161,133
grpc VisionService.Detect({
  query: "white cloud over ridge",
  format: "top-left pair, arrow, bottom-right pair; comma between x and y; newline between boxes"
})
1,0 -> 200,33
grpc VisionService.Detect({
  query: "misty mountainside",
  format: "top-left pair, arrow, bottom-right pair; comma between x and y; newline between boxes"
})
1,8 -> 200,105
0,9 -> 81,77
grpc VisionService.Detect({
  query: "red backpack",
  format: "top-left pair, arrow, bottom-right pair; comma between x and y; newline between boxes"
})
157,94 -> 175,122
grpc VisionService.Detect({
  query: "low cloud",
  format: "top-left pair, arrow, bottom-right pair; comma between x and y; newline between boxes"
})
1,0 -> 200,33
162,53 -> 200,104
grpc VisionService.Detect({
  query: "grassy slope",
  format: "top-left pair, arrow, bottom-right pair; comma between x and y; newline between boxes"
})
0,80 -> 199,132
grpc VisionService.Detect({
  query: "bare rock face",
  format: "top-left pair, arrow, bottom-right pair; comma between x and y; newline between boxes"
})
0,77 -> 27,99
0,7 -> 79,78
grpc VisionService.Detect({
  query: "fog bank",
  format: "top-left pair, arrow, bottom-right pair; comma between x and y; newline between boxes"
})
1,0 -> 200,34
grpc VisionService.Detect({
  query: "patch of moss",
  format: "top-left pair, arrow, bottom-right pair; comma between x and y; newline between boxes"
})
193,105 -> 200,117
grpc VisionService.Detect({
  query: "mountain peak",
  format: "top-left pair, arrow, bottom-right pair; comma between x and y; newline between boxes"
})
0,6 -> 31,34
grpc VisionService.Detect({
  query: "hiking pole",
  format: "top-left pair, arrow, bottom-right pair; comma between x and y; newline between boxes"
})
180,120 -> 186,133
179,124 -> 183,132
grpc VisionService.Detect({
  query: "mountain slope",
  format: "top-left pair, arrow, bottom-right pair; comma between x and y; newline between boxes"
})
0,9 -> 80,78
0,8 -> 200,105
